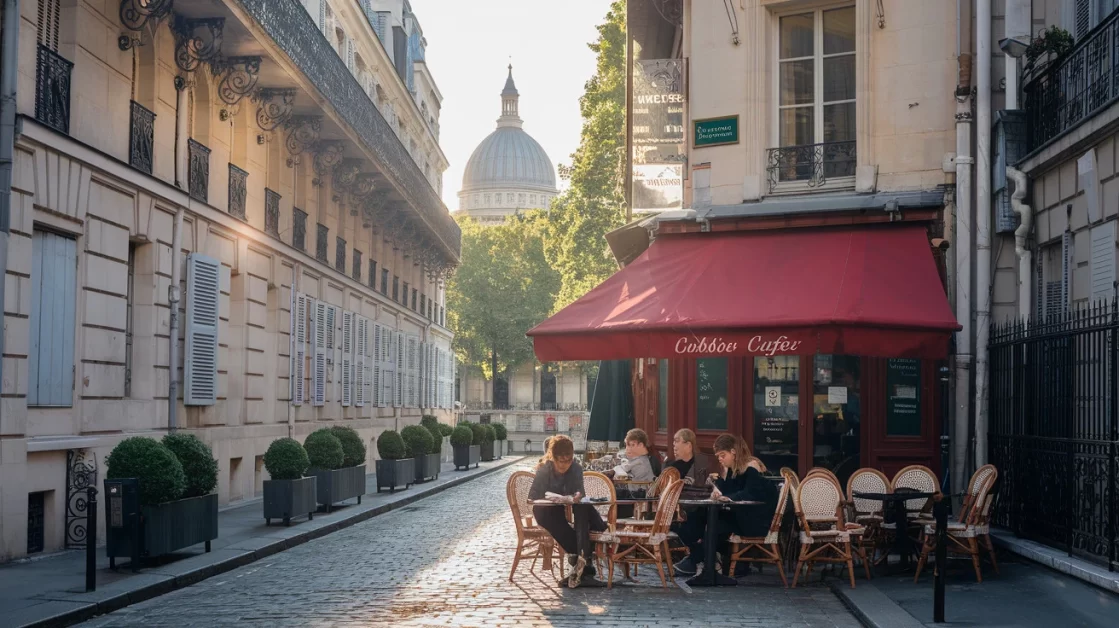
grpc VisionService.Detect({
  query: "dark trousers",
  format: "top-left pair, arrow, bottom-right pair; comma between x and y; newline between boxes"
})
533,504 -> 607,561
673,507 -> 733,560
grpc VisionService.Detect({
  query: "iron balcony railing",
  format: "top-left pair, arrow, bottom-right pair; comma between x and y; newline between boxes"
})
766,140 -> 856,192
35,45 -> 73,135
128,101 -> 156,175
188,139 -> 211,203
1023,9 -> 1119,153
464,402 -> 589,412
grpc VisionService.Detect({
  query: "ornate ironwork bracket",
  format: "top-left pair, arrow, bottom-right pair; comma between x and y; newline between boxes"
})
173,16 -> 224,73
65,450 -> 97,549
312,141 -> 344,184
331,159 -> 363,202
253,88 -> 296,131
284,116 -> 322,167
118,0 -> 174,50
212,56 -> 261,107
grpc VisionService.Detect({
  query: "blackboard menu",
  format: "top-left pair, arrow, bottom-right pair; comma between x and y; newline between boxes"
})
696,358 -> 728,431
886,359 -> 921,436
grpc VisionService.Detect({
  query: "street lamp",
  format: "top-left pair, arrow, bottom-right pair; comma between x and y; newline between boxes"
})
998,36 -> 1029,59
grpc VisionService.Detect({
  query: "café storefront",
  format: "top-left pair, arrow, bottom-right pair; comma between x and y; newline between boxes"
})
528,221 -> 959,487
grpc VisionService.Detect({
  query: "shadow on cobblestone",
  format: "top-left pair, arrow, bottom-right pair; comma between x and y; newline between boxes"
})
78,461 -> 860,628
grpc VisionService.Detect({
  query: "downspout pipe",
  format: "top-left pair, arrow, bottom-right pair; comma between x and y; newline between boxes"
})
0,0 -> 20,412
168,208 -> 184,431
975,0 -> 993,470
952,0 -> 975,497
1008,166 -> 1032,318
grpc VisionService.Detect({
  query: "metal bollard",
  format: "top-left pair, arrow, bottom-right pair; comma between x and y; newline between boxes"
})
86,486 -> 97,592
933,495 -> 948,622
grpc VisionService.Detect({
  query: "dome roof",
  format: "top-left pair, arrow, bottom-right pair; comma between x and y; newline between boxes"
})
462,127 -> 556,192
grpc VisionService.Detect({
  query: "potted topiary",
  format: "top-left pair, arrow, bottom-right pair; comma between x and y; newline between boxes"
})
104,435 -> 219,568
402,424 -> 439,483
329,425 -> 368,502
375,430 -> 413,492
474,423 -> 496,462
493,423 -> 508,459
451,423 -> 480,470
304,428 -> 362,513
262,438 -> 316,526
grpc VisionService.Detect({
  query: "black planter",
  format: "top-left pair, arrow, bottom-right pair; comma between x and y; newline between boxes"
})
415,453 -> 441,483
308,465 -> 367,512
263,476 -> 317,526
480,440 -> 495,462
495,439 -> 505,459
453,444 -> 481,470
106,490 -> 218,568
376,458 -> 414,492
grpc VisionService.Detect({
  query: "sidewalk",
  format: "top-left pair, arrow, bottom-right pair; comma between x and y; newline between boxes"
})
0,457 -> 522,628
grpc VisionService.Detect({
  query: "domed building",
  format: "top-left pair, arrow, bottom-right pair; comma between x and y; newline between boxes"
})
458,66 -> 558,225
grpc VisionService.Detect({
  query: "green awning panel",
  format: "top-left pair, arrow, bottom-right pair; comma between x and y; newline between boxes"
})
587,360 -> 634,443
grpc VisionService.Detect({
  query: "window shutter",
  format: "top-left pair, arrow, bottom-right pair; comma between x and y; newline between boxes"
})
341,310 -> 354,406
451,354 -> 456,408
1036,253 -> 1045,321
394,331 -> 404,407
383,327 -> 396,407
37,0 -> 61,50
373,323 -> 383,407
292,293 -> 307,405
313,300 -> 327,406
1062,230 -> 1072,308
1090,221 -> 1116,302
410,336 -> 419,407
185,253 -> 220,406
27,230 -> 77,407
1076,0 -> 1093,38
355,316 -> 365,407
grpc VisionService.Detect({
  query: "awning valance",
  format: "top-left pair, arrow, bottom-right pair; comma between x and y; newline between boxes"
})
527,225 -> 960,361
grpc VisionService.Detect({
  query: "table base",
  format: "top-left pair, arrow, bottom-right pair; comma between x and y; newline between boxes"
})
686,568 -> 737,587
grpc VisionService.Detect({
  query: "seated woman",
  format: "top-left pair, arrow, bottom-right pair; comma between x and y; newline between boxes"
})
605,428 -> 660,517
529,435 -> 607,588
672,433 -> 778,577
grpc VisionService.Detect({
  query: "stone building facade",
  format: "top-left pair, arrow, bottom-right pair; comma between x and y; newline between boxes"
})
0,0 -> 458,561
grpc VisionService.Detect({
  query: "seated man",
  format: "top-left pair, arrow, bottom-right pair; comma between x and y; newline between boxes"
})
529,435 -> 607,588
604,428 -> 660,518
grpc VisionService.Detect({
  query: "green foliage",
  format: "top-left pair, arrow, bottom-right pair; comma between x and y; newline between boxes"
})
377,430 -> 407,460
424,424 -> 444,450
437,423 -> 454,438
329,426 -> 367,468
482,424 -> 497,444
263,438 -> 310,481
450,424 -> 474,447
304,429 -> 344,470
106,437 -> 186,507
420,415 -> 440,432
470,422 -> 490,445
400,425 -> 434,458
162,433 -> 218,498
1024,26 -> 1074,73
493,423 -> 508,441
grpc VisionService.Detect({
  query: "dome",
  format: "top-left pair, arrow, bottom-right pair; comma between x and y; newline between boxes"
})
461,127 -> 556,193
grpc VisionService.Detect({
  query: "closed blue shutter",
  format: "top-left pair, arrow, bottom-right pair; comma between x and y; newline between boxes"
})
28,230 -> 76,407
184,253 -> 220,405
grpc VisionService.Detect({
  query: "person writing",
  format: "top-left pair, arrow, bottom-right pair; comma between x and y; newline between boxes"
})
529,435 -> 607,588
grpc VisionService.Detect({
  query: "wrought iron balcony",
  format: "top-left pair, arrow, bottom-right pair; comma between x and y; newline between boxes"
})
766,141 -> 857,192
128,101 -> 156,174
35,45 -> 73,135
1023,9 -> 1119,153
228,163 -> 248,220
464,402 -> 589,412
188,139 -> 211,203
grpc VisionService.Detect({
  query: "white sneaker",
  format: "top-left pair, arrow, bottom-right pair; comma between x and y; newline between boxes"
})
569,555 -> 587,588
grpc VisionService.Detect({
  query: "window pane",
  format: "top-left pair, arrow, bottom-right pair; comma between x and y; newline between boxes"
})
886,359 -> 922,436
823,55 -> 856,103
696,358 -> 728,431
823,7 -> 856,55
812,355 -> 861,487
780,13 -> 814,59
823,102 -> 856,143
658,359 -> 669,431
780,107 -> 814,147
780,59 -> 815,105
754,357 -> 799,472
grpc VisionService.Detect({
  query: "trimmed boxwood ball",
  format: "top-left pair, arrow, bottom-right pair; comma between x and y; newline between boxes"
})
106,437 -> 186,507
377,430 -> 407,460
437,423 -> 454,438
329,426 -> 367,468
162,433 -> 219,498
469,422 -> 488,446
263,438 -> 310,480
305,429 -> 344,470
482,424 -> 497,443
450,424 -> 474,447
420,415 -> 440,432
401,425 -> 434,458
424,424 -> 443,450
493,423 -> 508,441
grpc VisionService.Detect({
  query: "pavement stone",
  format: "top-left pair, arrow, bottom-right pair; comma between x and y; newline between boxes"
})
75,460 -> 863,628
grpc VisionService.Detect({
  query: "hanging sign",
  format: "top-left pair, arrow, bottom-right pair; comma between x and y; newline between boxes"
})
694,115 -> 740,148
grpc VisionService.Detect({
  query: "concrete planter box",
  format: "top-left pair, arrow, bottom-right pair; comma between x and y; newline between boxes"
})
415,453 -> 440,483
495,440 -> 506,459
308,465 -> 367,512
376,458 -> 414,492
480,441 -> 495,462
263,477 -> 317,526
454,444 -> 481,470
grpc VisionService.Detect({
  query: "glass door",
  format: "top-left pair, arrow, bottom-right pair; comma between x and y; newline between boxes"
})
811,355 -> 861,487
753,356 -> 800,472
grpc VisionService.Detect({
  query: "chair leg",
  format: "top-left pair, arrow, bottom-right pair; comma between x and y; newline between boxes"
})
845,546 -> 856,589
792,545 -> 808,588
663,542 -> 675,578
982,534 -> 1000,574
913,537 -> 932,583
860,545 -> 872,581
607,546 -> 615,589
969,537 -> 983,583
654,548 -> 668,588
772,545 -> 789,588
509,543 -> 523,582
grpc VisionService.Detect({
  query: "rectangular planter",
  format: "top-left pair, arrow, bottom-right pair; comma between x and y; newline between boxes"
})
414,453 -> 440,483
495,440 -> 505,459
263,476 -> 317,526
104,492 -> 219,563
453,444 -> 481,470
376,458 -> 414,492
308,465 -> 367,512
480,440 -> 495,462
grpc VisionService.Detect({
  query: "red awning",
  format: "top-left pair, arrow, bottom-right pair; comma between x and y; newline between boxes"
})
527,225 -> 960,361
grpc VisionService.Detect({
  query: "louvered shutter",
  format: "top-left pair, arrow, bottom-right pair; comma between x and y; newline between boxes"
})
346,36 -> 356,71
313,300 -> 327,406
436,348 -> 444,409
1076,0 -> 1092,38
292,292 -> 307,405
411,337 -> 420,407
383,327 -> 396,407
1091,221 -> 1116,302
374,323 -> 384,407
1062,230 -> 1072,309
341,311 -> 354,406
355,316 -> 365,407
394,331 -> 404,407
185,253 -> 220,406
318,0 -> 327,33
451,354 -> 456,408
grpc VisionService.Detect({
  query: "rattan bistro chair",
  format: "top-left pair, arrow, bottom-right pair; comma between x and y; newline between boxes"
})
792,474 -> 868,588
728,477 -> 792,587
914,467 -> 998,582
596,479 -> 685,589
846,468 -> 891,563
506,470 -> 564,582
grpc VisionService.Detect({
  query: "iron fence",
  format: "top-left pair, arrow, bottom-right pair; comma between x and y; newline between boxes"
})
989,301 -> 1118,570
463,402 -> 588,412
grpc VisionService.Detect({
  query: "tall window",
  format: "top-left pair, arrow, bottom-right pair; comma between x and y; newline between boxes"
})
776,6 -> 856,182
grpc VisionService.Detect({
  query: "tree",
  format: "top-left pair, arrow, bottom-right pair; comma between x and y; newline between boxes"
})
446,213 -> 560,380
544,0 -> 627,312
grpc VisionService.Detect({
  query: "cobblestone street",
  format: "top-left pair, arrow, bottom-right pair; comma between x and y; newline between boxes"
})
78,461 -> 860,627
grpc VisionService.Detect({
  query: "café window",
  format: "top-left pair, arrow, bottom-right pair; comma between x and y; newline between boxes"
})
657,359 -> 669,432
885,358 -> 921,436
696,358 -> 728,431
754,356 -> 799,471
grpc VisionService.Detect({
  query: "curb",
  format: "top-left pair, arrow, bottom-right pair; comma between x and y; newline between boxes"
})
990,529 -> 1119,595
828,580 -> 926,628
22,457 -> 524,628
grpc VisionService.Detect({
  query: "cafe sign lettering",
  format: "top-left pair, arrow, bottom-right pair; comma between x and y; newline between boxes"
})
674,334 -> 803,356
693,115 -> 740,148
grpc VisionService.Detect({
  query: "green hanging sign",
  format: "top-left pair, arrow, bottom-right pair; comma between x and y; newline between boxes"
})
693,115 -> 739,148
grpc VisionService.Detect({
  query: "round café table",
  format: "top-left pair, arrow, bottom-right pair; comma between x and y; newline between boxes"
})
853,489 -> 937,570
677,499 -> 764,587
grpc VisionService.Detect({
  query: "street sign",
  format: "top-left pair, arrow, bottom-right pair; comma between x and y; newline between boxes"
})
694,115 -> 739,148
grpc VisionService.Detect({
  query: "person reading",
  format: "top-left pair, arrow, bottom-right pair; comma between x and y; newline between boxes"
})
604,428 -> 660,518
529,435 -> 607,588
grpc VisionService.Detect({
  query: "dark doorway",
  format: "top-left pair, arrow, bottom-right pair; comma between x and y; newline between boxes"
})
541,363 -> 557,410
493,376 -> 509,410
27,492 -> 46,554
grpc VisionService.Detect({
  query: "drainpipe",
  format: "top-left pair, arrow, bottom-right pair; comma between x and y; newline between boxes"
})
168,208 -> 184,431
1008,166 -> 1032,318
288,262 -> 299,439
174,76 -> 189,188
952,0 -> 975,499
0,0 -> 20,408
974,0 -> 993,470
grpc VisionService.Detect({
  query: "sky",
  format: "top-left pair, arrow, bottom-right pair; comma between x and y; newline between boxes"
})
411,0 -> 615,209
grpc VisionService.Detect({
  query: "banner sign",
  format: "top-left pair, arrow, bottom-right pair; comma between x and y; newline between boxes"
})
632,59 -> 686,214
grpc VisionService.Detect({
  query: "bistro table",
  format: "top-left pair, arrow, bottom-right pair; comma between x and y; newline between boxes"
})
677,499 -> 764,587
853,488 -> 937,569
